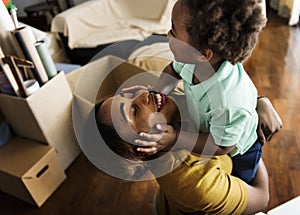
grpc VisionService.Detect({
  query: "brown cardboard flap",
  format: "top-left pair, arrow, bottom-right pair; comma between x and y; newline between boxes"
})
0,94 -> 45,142
23,148 -> 66,207
0,72 -> 80,170
0,137 -> 51,176
0,136 -> 66,207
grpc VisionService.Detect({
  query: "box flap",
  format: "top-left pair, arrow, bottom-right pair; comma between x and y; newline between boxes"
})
73,55 -> 125,104
0,137 -> 52,177
0,94 -> 46,142
69,55 -> 153,104
0,71 -> 80,170
25,72 -> 80,169
22,148 -> 66,207
268,196 -> 300,214
27,71 -> 71,102
26,72 -> 73,143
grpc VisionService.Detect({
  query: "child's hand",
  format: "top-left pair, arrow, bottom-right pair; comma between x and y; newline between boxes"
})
135,124 -> 177,155
122,85 -> 154,93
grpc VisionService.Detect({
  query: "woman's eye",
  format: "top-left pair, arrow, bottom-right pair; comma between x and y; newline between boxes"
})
120,92 -> 136,99
170,29 -> 175,37
125,93 -> 134,99
131,105 -> 137,117
147,93 -> 151,104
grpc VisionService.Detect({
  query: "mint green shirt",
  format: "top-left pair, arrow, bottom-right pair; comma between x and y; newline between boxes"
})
172,60 -> 258,156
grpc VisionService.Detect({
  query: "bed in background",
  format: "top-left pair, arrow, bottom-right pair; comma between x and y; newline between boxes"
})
50,0 -> 176,65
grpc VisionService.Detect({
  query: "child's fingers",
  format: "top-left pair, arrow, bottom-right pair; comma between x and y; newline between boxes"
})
147,85 -> 155,91
135,139 -> 158,147
121,85 -> 148,93
139,132 -> 162,141
136,146 -> 158,155
156,124 -> 167,131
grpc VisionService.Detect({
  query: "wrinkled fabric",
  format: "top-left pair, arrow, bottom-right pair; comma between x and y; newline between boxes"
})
51,0 -> 176,49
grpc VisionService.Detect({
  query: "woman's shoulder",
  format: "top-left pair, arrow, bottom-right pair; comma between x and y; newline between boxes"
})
157,153 -> 248,214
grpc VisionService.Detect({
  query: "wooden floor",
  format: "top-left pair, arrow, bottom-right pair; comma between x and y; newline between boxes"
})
243,8 -> 300,213
1,9 -> 300,215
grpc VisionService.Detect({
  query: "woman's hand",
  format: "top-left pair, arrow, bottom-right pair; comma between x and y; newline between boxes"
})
135,124 -> 178,155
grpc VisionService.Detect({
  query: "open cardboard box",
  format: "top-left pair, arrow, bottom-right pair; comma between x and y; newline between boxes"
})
0,137 -> 66,207
0,72 -> 81,170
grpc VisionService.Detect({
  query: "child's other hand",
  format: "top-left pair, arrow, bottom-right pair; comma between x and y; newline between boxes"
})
135,124 -> 177,155
121,85 -> 153,93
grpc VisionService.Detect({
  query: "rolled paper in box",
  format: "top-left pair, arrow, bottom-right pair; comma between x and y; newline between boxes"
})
35,41 -> 57,79
3,0 -> 13,9
24,79 -> 40,96
11,26 -> 49,85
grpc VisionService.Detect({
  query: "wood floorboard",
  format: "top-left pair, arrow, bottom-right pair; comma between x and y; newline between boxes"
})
0,8 -> 299,214
248,8 -> 300,212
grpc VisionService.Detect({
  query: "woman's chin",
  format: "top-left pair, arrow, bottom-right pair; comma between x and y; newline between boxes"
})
162,102 -> 177,119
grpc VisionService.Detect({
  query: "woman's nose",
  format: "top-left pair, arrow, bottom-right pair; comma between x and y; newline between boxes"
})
142,92 -> 150,104
167,30 -> 173,38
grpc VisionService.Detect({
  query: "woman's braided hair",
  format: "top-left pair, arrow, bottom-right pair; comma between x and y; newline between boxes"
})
181,0 -> 267,64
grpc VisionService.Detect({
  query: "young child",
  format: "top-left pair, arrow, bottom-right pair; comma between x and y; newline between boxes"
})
123,0 -> 267,183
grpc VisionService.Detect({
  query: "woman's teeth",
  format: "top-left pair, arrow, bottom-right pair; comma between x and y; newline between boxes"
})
156,93 -> 162,109
150,90 -> 165,112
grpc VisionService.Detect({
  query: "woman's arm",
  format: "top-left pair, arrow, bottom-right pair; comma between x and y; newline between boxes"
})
242,159 -> 269,214
256,97 -> 282,144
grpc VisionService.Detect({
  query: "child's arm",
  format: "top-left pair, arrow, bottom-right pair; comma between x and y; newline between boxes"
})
136,123 -> 235,156
154,63 -> 181,95
136,97 -> 283,156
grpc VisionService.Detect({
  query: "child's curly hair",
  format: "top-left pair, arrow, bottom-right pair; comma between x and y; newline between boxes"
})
181,0 -> 267,64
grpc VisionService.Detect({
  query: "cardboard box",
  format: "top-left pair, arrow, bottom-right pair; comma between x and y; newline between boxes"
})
0,72 -> 81,170
255,196 -> 300,214
66,55 -> 161,97
0,137 -> 66,207
267,196 -> 300,214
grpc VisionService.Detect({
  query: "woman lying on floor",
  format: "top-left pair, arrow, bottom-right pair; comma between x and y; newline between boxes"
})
95,89 -> 281,215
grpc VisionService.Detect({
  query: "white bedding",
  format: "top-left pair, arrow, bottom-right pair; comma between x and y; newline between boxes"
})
51,0 -> 176,49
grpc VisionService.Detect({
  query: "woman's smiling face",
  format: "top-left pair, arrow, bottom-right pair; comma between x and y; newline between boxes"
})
98,90 -> 177,139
